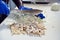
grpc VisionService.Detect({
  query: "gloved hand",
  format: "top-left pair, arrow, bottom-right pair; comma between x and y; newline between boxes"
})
0,0 -> 10,16
35,13 -> 45,19
19,6 -> 32,10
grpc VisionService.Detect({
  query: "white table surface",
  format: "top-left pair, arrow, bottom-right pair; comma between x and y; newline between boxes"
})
0,4 -> 60,40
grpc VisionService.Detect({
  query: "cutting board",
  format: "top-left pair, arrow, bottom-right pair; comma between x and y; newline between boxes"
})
11,9 -> 43,15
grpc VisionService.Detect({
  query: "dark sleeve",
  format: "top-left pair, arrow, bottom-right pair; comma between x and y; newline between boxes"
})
12,0 -> 23,8
0,14 -> 7,24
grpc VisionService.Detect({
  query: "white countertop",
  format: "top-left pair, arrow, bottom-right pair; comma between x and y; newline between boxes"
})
0,4 -> 60,40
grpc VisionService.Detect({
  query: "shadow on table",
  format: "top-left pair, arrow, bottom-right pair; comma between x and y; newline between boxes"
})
0,24 -> 9,31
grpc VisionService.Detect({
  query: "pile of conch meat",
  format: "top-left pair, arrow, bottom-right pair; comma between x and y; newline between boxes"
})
9,10 -> 46,36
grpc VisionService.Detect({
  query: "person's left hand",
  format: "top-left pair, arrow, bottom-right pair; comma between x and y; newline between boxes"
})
35,13 -> 45,19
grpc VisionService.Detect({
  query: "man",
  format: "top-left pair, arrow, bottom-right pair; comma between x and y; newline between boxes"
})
0,0 -> 33,24
0,0 -> 45,24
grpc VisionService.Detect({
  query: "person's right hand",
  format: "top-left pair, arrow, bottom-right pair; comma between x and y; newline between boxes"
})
19,6 -> 32,10
0,0 -> 10,16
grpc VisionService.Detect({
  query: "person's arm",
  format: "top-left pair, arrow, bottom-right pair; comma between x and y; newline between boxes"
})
0,0 -> 10,24
12,0 -> 23,8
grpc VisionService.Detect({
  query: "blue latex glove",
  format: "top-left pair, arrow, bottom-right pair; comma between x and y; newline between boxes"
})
0,0 -> 10,16
35,13 -> 45,19
19,6 -> 32,10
